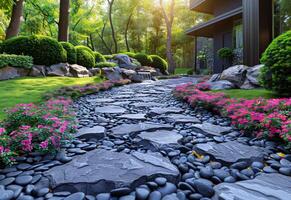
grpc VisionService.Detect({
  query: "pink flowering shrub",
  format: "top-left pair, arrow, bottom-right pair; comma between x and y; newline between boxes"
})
174,83 -> 291,147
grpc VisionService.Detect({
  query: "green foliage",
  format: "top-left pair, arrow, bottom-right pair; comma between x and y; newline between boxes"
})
187,69 -> 194,75
60,42 -> 77,64
104,55 -> 113,60
260,30 -> 291,95
75,45 -> 94,56
217,48 -> 233,59
123,52 -> 136,58
150,55 -> 168,72
76,48 -> 95,68
134,53 -> 153,66
95,62 -> 117,68
0,35 -> 67,66
0,54 -> 33,68
94,51 -> 106,63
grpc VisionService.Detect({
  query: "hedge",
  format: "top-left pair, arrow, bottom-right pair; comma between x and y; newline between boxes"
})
95,62 -> 117,68
134,53 -> 153,66
150,55 -> 168,73
94,51 -> 106,63
60,42 -> 77,64
0,54 -> 33,68
76,48 -> 95,68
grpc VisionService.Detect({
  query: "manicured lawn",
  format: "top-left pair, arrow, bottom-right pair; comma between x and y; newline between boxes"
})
211,89 -> 278,99
0,76 -> 103,120
175,67 -> 191,75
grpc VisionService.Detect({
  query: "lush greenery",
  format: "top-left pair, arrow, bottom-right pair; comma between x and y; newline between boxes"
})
60,42 -> 77,64
150,55 -> 168,73
134,53 -> 153,66
0,77 -> 103,120
260,30 -> 291,96
95,61 -> 117,68
211,89 -> 277,99
0,54 -> 33,68
76,48 -> 95,68
0,35 -> 67,65
217,47 -> 233,59
175,67 -> 192,75
174,83 -> 291,147
94,51 -> 106,63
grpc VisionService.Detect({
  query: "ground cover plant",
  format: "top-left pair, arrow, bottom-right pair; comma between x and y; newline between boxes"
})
174,82 -> 291,147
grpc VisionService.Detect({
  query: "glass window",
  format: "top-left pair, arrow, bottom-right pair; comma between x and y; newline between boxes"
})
233,24 -> 243,49
274,0 -> 291,37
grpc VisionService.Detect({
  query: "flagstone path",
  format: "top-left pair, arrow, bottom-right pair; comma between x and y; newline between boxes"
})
1,77 -> 291,200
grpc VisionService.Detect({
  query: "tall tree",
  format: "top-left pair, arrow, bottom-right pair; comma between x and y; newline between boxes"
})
160,0 -> 176,74
58,0 -> 70,41
5,0 -> 24,39
107,0 -> 118,53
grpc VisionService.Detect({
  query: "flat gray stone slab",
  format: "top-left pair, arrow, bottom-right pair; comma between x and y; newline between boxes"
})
149,107 -> 184,116
110,123 -> 173,136
117,114 -> 146,120
192,123 -> 232,136
195,141 -> 265,165
95,106 -> 126,114
76,126 -> 105,140
111,101 -> 132,106
213,173 -> 291,200
130,97 -> 159,102
44,149 -> 179,195
87,98 -> 115,103
161,114 -> 201,124
137,130 -> 182,151
132,102 -> 166,108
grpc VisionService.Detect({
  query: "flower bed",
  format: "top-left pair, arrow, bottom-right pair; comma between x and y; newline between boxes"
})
173,83 -> 291,147
0,79 -> 131,166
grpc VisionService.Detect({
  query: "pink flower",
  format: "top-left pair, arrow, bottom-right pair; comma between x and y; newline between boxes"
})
0,128 -> 5,134
21,139 -> 33,152
40,140 -> 48,149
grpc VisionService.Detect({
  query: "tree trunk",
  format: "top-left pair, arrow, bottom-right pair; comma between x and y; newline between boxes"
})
160,0 -> 176,74
125,12 -> 133,52
107,0 -> 118,53
5,0 -> 24,39
58,0 -> 70,42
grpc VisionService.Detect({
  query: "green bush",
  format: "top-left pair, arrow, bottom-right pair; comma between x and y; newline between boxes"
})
150,55 -> 168,73
60,42 -> 77,64
0,35 -> 67,66
75,45 -> 94,56
134,53 -> 153,66
76,48 -> 95,68
217,47 -> 233,59
0,54 -> 33,68
104,55 -> 113,60
123,52 -> 136,58
95,62 -> 117,68
94,51 -> 106,63
260,30 -> 291,95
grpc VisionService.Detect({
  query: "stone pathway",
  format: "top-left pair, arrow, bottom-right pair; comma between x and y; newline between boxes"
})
1,77 -> 291,200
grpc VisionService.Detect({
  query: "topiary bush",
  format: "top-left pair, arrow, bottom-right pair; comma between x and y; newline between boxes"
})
0,35 -> 67,66
76,48 -> 95,68
260,30 -> 291,96
104,55 -> 113,60
217,47 -> 233,59
150,55 -> 168,73
60,42 -> 77,64
75,45 -> 94,56
94,51 -> 106,63
95,62 -> 117,68
0,54 -> 33,68
134,53 -> 153,66
123,52 -> 136,58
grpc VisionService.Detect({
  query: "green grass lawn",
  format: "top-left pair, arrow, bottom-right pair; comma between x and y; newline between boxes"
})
0,76 -> 103,120
175,67 -> 192,75
211,89 -> 277,99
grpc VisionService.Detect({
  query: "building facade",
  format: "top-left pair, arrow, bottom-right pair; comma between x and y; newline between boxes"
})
186,0 -> 291,73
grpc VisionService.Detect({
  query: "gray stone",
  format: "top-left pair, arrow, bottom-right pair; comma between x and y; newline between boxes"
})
110,123 -> 173,136
246,64 -> 263,86
47,63 -> 71,77
161,114 -> 200,124
101,67 -> 123,81
44,149 -> 179,195
192,123 -> 232,137
64,192 -> 85,200
95,106 -> 126,114
29,65 -> 46,77
132,102 -> 166,108
208,74 -> 221,82
207,80 -> 235,90
149,107 -> 184,116
240,79 -> 257,89
15,175 -> 33,186
87,98 -> 114,103
0,66 -> 28,80
213,173 -> 291,200
220,65 -> 249,87
76,126 -> 105,140
89,68 -> 101,76
113,54 -> 139,69
117,114 -> 146,120
195,141 -> 265,165
69,64 -> 90,78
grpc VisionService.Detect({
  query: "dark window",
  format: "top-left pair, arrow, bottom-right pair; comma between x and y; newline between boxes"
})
274,0 -> 291,37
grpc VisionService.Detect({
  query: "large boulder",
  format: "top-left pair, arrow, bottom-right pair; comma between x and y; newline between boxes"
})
220,65 -> 249,87
101,67 -> 123,81
138,66 -> 163,76
69,64 -> 90,78
113,54 -> 139,69
0,66 -> 29,80
47,63 -> 71,77
89,68 -> 101,76
240,79 -> 256,90
29,65 -> 46,77
208,73 -> 221,82
246,64 -> 263,86
207,80 -> 235,90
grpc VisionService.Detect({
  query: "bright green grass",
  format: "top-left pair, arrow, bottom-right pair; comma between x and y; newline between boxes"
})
175,67 -> 192,75
211,89 -> 277,99
0,76 -> 103,120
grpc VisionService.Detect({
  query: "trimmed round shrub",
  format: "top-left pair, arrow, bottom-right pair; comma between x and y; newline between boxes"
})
104,55 -> 113,60
94,51 -> 106,63
134,53 -> 153,66
0,35 -> 67,65
95,62 -> 117,68
217,47 -> 233,59
123,52 -> 136,58
60,42 -> 77,64
76,48 -> 95,68
260,30 -> 291,95
75,45 -> 94,56
150,55 -> 168,73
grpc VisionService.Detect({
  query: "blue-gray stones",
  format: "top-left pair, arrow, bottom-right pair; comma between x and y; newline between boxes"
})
15,175 -> 33,186
64,192 -> 85,200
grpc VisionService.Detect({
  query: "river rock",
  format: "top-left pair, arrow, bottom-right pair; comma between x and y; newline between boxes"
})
192,123 -> 232,137
76,126 -> 105,140
95,106 -> 126,114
